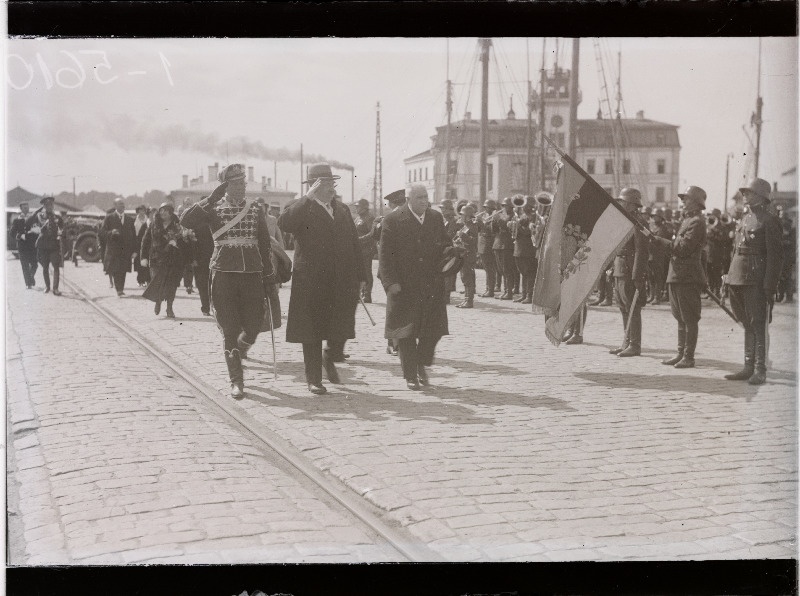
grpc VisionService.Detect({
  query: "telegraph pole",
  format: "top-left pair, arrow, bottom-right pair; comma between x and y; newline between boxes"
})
300,143 -> 304,193
373,101 -> 383,215
478,38 -> 492,204
525,38 -> 533,195
568,39 -> 580,157
445,39 -> 453,202
539,38 -> 547,190
754,38 -> 764,177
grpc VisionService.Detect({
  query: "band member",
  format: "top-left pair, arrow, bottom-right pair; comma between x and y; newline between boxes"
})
725,178 -> 783,385
454,202 -> 479,308
11,202 -> 38,288
100,198 -> 138,297
440,199 -> 459,304
705,208 -> 727,297
354,198 -> 377,303
374,189 -> 408,355
776,215 -> 795,303
610,188 -> 648,357
491,197 -> 516,300
27,196 -> 63,295
379,184 -> 451,390
477,199 -> 499,297
650,186 -> 708,368
278,163 -> 366,395
513,196 -> 537,304
646,210 -> 672,305
180,163 -> 275,399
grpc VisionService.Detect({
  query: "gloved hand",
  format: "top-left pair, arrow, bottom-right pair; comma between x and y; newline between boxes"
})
207,181 -> 228,204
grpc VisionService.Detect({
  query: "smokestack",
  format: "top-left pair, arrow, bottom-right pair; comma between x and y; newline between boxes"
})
465,111 -> 472,121
773,181 -> 778,192
208,163 -> 219,183
267,178 -> 272,187
248,167 -> 254,182
636,110 -> 644,120
182,175 -> 188,189
262,176 -> 266,186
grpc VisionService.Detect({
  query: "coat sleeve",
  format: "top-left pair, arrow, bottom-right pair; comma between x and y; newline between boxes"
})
344,208 -> 367,282
764,216 -> 784,293
277,196 -> 311,234
256,210 -> 276,280
671,217 -> 706,259
378,215 -> 400,289
180,199 -> 213,230
631,229 -> 649,281
141,226 -> 152,259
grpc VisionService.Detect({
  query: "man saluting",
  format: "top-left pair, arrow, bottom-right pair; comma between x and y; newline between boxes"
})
379,184 -> 453,390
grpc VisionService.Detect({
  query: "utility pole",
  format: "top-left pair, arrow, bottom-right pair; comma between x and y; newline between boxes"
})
273,161 -> 277,189
72,177 -> 76,206
444,39 -> 453,202
373,101 -> 383,215
300,143 -> 304,194
724,152 -> 733,213
478,38 -> 492,205
568,39 -> 580,157
525,38 -> 533,195
539,38 -> 547,191
351,169 -> 355,204
753,38 -> 764,177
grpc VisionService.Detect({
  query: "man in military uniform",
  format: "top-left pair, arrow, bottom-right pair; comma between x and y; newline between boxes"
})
454,202 -> 479,308
776,215 -> 795,303
27,196 -> 64,295
353,198 -> 377,303
610,188 -> 648,357
705,208 -> 727,297
180,163 -> 275,399
512,196 -> 537,304
647,209 -> 672,305
651,186 -> 708,368
476,199 -> 498,297
491,197 -> 517,300
724,178 -> 783,385
11,202 -> 38,288
440,199 -> 459,304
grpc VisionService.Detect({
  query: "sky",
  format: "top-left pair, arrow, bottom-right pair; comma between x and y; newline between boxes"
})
4,36 -> 798,211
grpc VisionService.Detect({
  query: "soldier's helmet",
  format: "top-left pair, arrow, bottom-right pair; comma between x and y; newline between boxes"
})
500,196 -> 514,207
677,186 -> 707,212
617,188 -> 642,207
739,177 -> 771,203
455,199 -> 469,214
483,199 -> 498,211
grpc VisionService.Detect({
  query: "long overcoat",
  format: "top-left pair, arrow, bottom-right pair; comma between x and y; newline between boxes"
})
378,204 -> 450,340
100,211 -> 137,274
277,196 -> 365,343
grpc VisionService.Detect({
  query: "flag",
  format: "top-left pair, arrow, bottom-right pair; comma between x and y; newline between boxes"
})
532,152 -> 638,346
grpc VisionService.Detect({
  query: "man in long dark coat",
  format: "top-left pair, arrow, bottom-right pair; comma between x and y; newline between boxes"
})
11,201 -> 38,289
651,186 -> 708,368
27,197 -> 63,295
100,197 -> 137,297
278,163 -> 367,395
379,184 -> 452,390
354,198 -> 377,304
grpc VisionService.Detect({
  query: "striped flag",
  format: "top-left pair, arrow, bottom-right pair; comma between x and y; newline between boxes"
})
532,148 -> 641,346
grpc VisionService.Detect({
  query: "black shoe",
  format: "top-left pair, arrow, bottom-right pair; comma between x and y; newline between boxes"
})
609,344 -> 627,355
308,383 -> 327,395
417,366 -> 429,386
662,353 -> 683,366
617,345 -> 641,357
166,306 -> 175,318
674,357 -> 695,369
52,289 -> 61,296
44,288 -> 51,294
362,296 -> 372,303
747,370 -> 767,385
600,300 -> 612,306
565,334 -> 583,345
406,379 -> 421,390
154,302 -> 161,315
186,286 -> 193,294
230,382 -> 244,399
725,367 -> 754,381
201,309 -> 211,316
322,352 -> 341,384
480,291 -> 495,298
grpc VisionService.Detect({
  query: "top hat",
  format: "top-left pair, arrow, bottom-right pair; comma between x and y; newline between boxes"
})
383,189 -> 406,206
739,177 -> 771,202
303,163 -> 340,184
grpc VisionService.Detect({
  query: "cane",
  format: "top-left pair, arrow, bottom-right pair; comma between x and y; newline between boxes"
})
359,295 -> 376,326
625,288 -> 640,340
266,296 -> 278,381
765,301 -> 771,368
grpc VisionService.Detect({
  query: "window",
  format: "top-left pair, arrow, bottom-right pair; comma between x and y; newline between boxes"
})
656,134 -> 666,146
487,163 -> 494,191
604,159 -> 613,175
656,187 -> 665,202
448,160 -> 458,177
511,162 -> 524,191
424,167 -> 428,180
587,159 -> 596,174
413,169 -> 417,182
622,159 -> 631,174
408,171 -> 412,183
657,159 -> 666,174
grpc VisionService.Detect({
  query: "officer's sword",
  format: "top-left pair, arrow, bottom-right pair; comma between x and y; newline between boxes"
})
266,296 -> 278,381
359,295 -> 376,326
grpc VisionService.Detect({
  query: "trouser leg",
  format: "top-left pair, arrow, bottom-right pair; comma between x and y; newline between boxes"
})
52,259 -> 60,291
184,267 -> 194,289
113,271 -> 126,293
493,250 -> 505,291
302,342 -> 323,385
396,338 -> 419,381
325,339 -> 347,360
614,278 -> 629,345
481,251 -> 496,293
503,250 -> 516,293
362,253 -> 374,300
416,336 -> 440,367
41,257 -> 51,289
195,266 -> 211,312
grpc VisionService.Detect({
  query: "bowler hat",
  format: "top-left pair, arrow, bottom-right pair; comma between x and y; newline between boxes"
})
384,189 -> 406,206
40,196 -> 54,205
303,163 -> 340,184
617,188 -> 642,207
739,177 -> 771,202
218,163 -> 247,183
677,185 -> 707,210
440,247 -> 465,276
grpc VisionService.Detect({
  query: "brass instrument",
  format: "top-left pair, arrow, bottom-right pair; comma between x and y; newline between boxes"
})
512,195 -> 527,208
532,192 -> 553,249
707,215 -> 719,228
720,214 -> 732,225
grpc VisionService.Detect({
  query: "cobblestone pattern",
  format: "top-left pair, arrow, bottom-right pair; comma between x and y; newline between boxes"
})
5,261 -> 402,564
12,258 -> 798,562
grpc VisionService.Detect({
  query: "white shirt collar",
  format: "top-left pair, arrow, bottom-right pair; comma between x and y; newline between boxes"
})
314,198 -> 334,218
410,208 -> 425,225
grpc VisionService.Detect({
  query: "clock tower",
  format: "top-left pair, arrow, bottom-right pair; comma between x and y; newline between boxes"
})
537,65 -> 580,191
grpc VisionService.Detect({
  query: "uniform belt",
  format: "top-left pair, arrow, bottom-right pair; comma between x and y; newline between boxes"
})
736,247 -> 765,256
215,238 -> 257,247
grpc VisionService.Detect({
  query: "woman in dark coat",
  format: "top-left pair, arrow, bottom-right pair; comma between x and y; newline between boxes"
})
133,205 -> 150,286
277,163 -> 366,394
379,183 -> 451,390
141,203 -> 190,318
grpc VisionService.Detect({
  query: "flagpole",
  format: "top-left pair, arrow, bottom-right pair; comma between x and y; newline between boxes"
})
543,134 -> 651,236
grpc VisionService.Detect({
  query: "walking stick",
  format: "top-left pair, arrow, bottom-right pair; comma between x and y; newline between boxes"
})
624,288 -> 640,339
765,301 -> 771,367
359,295 -> 376,326
266,296 -> 278,381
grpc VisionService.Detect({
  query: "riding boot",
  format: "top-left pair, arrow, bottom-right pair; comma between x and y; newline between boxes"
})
662,328 -> 685,365
674,324 -> 697,368
224,349 -> 244,398
748,325 -> 767,385
725,329 -> 755,381
237,331 -> 254,360
166,299 -> 175,318
618,309 -> 641,357
456,288 -> 474,308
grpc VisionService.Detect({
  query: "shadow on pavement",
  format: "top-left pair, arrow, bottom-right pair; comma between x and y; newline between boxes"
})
348,357 -> 529,378
575,371 -> 765,398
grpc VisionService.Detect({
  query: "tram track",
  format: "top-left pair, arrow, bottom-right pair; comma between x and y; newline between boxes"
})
62,276 -> 441,562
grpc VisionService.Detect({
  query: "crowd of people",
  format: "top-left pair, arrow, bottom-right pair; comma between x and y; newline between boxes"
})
10,164 -> 797,395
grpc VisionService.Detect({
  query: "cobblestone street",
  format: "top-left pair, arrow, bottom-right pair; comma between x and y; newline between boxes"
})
6,256 -> 798,563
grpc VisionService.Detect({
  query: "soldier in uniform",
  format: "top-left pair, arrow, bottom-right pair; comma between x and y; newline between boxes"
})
354,198 -> 377,303
705,208 -> 727,297
440,199 -> 459,304
27,197 -> 64,295
512,196 -> 537,304
609,188 -> 648,357
776,215 -> 795,303
491,197 -> 517,300
647,209 -> 672,305
476,199 -> 498,297
180,163 -> 275,399
724,178 -> 783,385
11,202 -> 38,288
651,186 -> 708,368
454,202 -> 479,308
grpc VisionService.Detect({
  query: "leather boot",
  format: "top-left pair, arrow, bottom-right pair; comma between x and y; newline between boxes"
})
322,350 -> 341,384
662,329 -> 685,365
224,349 -> 244,399
748,326 -> 767,385
166,300 -> 175,318
617,343 -> 641,357
521,292 -> 532,304
456,289 -> 474,308
609,339 -> 628,355
480,290 -> 494,298
674,324 -> 697,368
237,331 -> 253,360
565,333 -> 583,345
499,290 -> 514,300
725,330 -> 755,381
